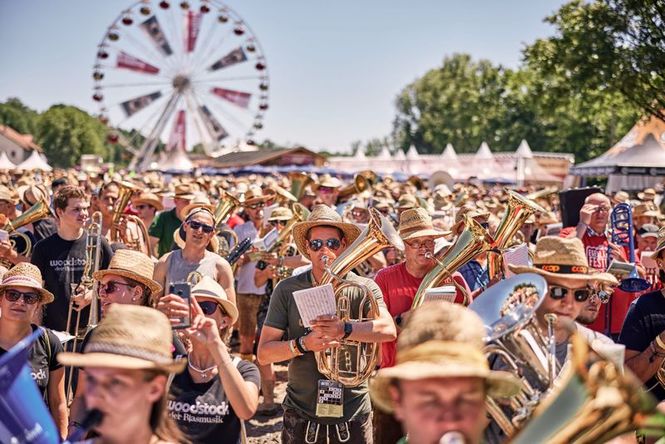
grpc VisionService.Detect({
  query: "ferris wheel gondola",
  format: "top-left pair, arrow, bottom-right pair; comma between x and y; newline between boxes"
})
92,0 -> 269,171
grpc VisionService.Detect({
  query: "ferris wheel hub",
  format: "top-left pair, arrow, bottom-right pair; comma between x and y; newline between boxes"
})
172,74 -> 191,92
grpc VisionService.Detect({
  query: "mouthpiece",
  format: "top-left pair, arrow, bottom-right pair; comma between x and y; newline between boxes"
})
439,431 -> 466,444
321,255 -> 329,265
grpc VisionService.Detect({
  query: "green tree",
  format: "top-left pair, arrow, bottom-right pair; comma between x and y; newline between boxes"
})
0,98 -> 40,134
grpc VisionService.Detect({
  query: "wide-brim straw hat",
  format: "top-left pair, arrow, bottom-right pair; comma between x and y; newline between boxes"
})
240,185 -> 271,206
58,304 -> 186,373
132,192 -> 164,212
638,188 -> 656,200
316,174 -> 342,189
508,236 -> 617,284
172,183 -> 197,200
292,205 -> 362,260
633,203 -> 661,218
612,191 -> 630,204
268,206 -> 294,221
180,193 -> 214,219
93,249 -> 162,295
0,262 -> 54,304
192,276 -> 238,324
398,208 -> 450,240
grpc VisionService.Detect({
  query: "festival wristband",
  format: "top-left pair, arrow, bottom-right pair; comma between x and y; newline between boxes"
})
296,336 -> 308,353
288,339 -> 301,356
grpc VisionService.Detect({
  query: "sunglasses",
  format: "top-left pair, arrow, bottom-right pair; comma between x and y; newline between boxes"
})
187,220 -> 215,234
406,239 -> 435,249
199,301 -> 228,317
100,280 -> 135,294
4,289 -> 41,305
308,238 -> 342,252
318,186 -> 335,194
549,285 -> 592,303
270,220 -> 287,226
246,202 -> 265,210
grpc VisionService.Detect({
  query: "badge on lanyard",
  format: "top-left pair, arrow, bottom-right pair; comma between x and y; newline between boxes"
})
316,379 -> 344,418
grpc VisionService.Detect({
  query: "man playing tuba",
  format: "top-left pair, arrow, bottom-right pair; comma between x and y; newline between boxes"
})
258,205 -> 396,444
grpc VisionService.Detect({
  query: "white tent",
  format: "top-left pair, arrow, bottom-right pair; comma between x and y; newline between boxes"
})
376,146 -> 392,160
393,149 -> 406,161
406,145 -> 420,160
353,148 -> 366,160
442,143 -> 458,160
17,150 -> 52,171
158,146 -> 193,172
515,139 -> 534,159
473,142 -> 501,179
0,151 -> 15,170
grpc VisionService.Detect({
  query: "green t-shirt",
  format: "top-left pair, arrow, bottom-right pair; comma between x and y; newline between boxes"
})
264,270 -> 386,424
148,208 -> 182,257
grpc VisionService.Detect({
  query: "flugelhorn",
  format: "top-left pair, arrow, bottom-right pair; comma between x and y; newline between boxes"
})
315,209 -> 402,386
411,216 -> 494,309
487,189 -> 545,280
110,181 -> 151,255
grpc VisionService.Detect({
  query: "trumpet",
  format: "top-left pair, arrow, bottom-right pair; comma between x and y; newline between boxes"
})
110,181 -> 151,255
315,209 -> 402,386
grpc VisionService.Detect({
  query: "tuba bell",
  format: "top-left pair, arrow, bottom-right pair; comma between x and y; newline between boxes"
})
110,181 -> 151,255
337,174 -> 371,203
315,209 -> 403,387
0,199 -> 52,266
411,215 -> 494,309
213,190 -> 241,230
288,172 -> 314,201
487,189 -> 545,280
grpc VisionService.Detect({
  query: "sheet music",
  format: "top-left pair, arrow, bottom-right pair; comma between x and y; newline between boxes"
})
252,227 -> 278,251
424,285 -> 456,303
503,243 -> 530,277
641,251 -> 658,285
292,283 -> 337,327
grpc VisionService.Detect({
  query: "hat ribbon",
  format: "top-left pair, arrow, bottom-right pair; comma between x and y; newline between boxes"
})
535,264 -> 588,274
395,340 -> 488,369
1,275 -> 41,287
85,342 -> 174,365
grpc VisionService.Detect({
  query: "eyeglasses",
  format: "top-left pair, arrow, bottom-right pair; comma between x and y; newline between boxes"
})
549,285 -> 592,302
318,186 -> 335,194
187,220 -> 215,234
99,280 -> 135,294
4,289 -> 41,305
270,220 -> 287,227
246,202 -> 265,210
308,238 -> 342,252
135,204 -> 153,211
405,239 -> 436,250
594,206 -> 611,213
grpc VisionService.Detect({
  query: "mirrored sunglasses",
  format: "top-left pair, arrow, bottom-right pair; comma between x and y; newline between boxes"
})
4,289 -> 41,305
309,238 -> 342,252
188,220 -> 215,233
549,285 -> 592,303
100,280 -> 135,294
247,202 -> 265,210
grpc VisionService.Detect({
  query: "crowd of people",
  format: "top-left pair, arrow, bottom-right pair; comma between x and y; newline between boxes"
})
0,167 -> 664,444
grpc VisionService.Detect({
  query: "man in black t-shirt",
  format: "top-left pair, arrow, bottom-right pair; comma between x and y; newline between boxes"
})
619,230 -> 665,401
31,186 -> 113,333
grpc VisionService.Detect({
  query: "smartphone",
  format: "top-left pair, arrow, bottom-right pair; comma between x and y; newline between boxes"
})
169,281 -> 191,329
0,229 -> 8,243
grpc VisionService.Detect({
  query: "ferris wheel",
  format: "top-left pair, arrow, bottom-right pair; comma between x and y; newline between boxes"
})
92,0 -> 269,171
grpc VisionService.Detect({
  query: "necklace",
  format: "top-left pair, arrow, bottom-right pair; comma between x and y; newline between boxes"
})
188,361 -> 218,379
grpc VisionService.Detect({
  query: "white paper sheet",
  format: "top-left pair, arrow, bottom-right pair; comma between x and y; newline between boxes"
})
424,285 -> 456,303
292,283 -> 337,327
502,243 -> 530,277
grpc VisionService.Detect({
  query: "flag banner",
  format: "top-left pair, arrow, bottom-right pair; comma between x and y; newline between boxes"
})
0,330 -> 59,444
140,15 -> 173,56
200,105 -> 228,141
211,87 -> 251,108
208,47 -> 248,71
166,110 -> 187,152
184,11 -> 203,53
117,51 -> 160,74
120,91 -> 162,117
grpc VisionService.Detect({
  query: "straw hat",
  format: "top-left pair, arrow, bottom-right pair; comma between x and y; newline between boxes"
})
649,227 -> 665,259
292,205 -> 362,260
58,304 -> 186,373
93,249 -> 162,295
0,262 -> 54,303
180,193 -> 214,219
0,186 -> 18,204
316,174 -> 342,189
612,191 -> 630,205
172,183 -> 197,200
268,206 -> 294,221
633,202 -> 660,218
240,185 -> 270,206
19,184 -> 49,207
508,237 -> 617,284
370,302 -> 521,413
192,276 -> 238,324
397,194 -> 417,210
132,192 -> 164,212
638,188 -> 657,201
398,208 -> 450,241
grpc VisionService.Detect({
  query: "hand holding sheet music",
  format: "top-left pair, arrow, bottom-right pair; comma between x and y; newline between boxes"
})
293,283 -> 337,328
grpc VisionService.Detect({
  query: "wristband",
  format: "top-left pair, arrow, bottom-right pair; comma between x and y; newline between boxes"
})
288,339 -> 301,356
296,336 -> 308,353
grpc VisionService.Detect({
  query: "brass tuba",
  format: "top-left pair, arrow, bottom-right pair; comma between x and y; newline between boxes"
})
511,331 -> 665,443
411,216 -> 494,309
110,181 -> 151,255
487,189 -> 545,280
288,172 -> 314,201
469,273 -> 559,437
0,199 -> 52,266
315,209 -> 403,386
337,174 -> 371,203
212,190 -> 241,230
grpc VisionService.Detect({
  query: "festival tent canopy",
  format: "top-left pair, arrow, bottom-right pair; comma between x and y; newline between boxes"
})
515,140 -> 562,184
157,146 -> 194,173
393,149 -> 406,161
376,146 -> 392,160
17,150 -> 52,171
0,152 -> 15,170
569,114 -> 665,191
406,145 -> 420,160
441,143 -> 458,160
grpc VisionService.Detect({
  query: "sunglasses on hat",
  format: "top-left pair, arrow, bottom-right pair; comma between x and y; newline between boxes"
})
549,285 -> 592,303
187,220 -> 215,234
4,289 -> 41,305
309,238 -> 341,252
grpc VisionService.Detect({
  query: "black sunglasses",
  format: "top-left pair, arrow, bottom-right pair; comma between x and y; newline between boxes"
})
199,301 -> 228,317
549,286 -> 592,303
247,202 -> 265,210
188,220 -> 215,234
309,238 -> 341,252
270,220 -> 287,226
100,280 -> 135,294
4,289 -> 41,305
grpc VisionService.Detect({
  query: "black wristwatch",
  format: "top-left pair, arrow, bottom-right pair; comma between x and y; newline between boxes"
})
342,322 -> 353,339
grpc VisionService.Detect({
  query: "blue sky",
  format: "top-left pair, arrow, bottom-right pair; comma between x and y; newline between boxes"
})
0,1 -> 566,153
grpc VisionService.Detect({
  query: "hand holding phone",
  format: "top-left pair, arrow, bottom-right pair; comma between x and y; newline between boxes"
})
168,281 -> 192,329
